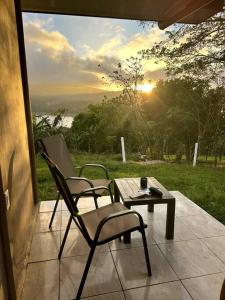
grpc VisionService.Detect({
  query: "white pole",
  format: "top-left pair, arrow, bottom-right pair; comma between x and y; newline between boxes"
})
193,142 -> 198,167
121,137 -> 126,163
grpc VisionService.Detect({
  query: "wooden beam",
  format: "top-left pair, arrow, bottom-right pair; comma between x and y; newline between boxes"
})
158,0 -> 223,29
21,0 -> 224,27
15,0 -> 38,203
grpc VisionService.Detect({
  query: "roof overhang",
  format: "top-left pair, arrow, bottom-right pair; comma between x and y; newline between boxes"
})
21,0 -> 224,29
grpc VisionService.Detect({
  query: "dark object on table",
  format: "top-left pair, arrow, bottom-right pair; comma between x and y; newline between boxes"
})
149,186 -> 163,197
140,177 -> 148,189
130,193 -> 150,199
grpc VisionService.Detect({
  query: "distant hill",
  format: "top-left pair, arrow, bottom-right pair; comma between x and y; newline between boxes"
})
31,91 -> 120,115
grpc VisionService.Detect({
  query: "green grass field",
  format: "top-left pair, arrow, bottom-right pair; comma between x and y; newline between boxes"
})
36,153 -> 225,224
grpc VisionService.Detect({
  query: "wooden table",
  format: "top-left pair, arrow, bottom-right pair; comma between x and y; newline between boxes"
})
114,177 -> 176,242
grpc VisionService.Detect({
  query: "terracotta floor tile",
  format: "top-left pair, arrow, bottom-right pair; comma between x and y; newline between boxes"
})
81,291 -> 125,300
39,200 -> 62,213
125,281 -> 192,300
21,260 -> 59,300
180,214 -> 225,238
159,239 -> 225,279
29,231 -> 60,262
203,236 -> 225,264
112,245 -> 177,289
35,211 -> 61,233
109,226 -> 155,251
60,252 -> 122,299
182,272 -> 225,300
149,218 -> 197,244
60,229 -> 109,258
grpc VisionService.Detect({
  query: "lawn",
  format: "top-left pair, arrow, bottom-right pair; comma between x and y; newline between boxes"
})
36,153 -> 225,224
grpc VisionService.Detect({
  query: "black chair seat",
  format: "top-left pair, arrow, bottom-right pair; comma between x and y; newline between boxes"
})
67,178 -> 111,196
81,202 -> 140,242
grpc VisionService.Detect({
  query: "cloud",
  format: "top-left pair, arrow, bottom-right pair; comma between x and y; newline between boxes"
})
145,69 -> 166,81
24,20 -> 75,60
97,37 -> 124,56
83,25 -> 166,74
117,27 -> 165,59
24,21 -> 121,91
24,20 -> 105,90
23,16 -> 166,97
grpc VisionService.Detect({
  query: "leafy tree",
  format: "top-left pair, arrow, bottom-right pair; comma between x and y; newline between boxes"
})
32,108 -> 67,152
142,78 -> 225,162
100,55 -> 153,152
100,56 -> 145,111
141,9 -> 225,83
201,87 -> 225,165
71,96 -> 128,153
71,76 -> 225,162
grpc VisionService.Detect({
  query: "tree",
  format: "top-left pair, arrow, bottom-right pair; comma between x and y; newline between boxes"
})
141,9 -> 225,83
100,55 -> 153,152
142,78 -> 225,162
143,79 -> 198,161
70,75 -> 225,162
32,108 -> 67,152
201,87 -> 225,166
71,96 -> 129,153
100,55 -> 145,111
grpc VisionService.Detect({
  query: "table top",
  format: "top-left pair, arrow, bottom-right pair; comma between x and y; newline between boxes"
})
114,177 -> 175,206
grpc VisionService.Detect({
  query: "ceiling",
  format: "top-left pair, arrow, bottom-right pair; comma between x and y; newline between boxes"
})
21,0 -> 224,29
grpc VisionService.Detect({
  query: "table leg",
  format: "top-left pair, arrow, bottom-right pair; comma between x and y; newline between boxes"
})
124,204 -> 131,243
123,232 -> 131,243
166,198 -> 175,239
114,182 -> 127,241
148,203 -> 154,212
114,181 -> 120,202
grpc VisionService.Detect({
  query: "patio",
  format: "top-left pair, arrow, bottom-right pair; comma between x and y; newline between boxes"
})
21,191 -> 225,300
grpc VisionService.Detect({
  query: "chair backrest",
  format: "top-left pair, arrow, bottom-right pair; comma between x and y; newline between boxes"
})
41,153 -> 91,240
41,152 -> 78,215
40,134 -> 75,178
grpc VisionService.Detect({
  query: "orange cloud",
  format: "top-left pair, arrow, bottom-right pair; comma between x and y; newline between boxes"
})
24,20 -> 75,60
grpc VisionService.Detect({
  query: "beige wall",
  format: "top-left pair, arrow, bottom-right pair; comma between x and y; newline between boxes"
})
0,0 -> 35,297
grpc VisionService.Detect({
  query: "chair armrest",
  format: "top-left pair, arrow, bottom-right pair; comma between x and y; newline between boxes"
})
94,209 -> 145,241
66,176 -> 94,189
75,186 -> 109,201
78,164 -> 109,179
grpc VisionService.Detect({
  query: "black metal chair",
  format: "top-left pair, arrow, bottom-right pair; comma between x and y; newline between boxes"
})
39,134 -> 113,228
42,153 -> 151,299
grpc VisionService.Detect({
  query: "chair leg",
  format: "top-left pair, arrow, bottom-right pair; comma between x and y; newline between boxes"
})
58,214 -> 72,259
141,228 -> 152,276
108,184 -> 114,203
75,244 -> 96,299
93,196 -> 99,209
49,192 -> 60,228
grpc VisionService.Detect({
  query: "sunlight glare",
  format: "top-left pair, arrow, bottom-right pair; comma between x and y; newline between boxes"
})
137,83 -> 154,93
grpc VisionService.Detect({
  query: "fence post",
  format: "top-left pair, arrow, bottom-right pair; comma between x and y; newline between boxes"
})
121,137 -> 126,163
193,142 -> 198,167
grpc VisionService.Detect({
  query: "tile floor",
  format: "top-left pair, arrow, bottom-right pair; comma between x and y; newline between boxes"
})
21,192 -> 225,300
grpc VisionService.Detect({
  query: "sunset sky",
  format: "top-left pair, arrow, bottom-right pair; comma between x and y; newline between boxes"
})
23,13 -> 166,98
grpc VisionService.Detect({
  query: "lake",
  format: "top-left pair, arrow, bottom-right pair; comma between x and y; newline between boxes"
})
36,115 -> 73,128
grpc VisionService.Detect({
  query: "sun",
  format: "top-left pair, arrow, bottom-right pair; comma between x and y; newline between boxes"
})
136,82 -> 155,93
